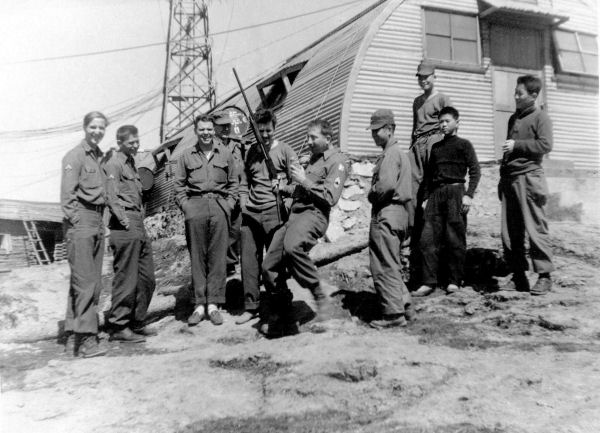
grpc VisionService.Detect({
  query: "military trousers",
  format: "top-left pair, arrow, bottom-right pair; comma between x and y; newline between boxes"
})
240,205 -> 283,310
420,184 -> 467,286
227,201 -> 242,269
64,208 -> 105,335
500,171 -> 554,274
183,196 -> 229,306
107,212 -> 156,330
262,208 -> 327,307
369,203 -> 411,316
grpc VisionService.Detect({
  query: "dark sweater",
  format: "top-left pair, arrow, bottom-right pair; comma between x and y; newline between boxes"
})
500,105 -> 553,178
424,135 -> 481,199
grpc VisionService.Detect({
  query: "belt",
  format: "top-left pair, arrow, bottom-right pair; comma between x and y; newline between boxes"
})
433,182 -> 463,188
79,201 -> 104,212
189,192 -> 223,199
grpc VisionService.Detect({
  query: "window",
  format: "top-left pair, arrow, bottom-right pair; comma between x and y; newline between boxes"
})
554,30 -> 598,75
256,62 -> 306,110
0,234 -> 12,254
424,10 -> 479,65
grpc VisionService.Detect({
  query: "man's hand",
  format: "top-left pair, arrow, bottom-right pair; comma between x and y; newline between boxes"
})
502,139 -> 515,155
290,164 -> 306,184
462,195 -> 472,214
421,199 -> 428,210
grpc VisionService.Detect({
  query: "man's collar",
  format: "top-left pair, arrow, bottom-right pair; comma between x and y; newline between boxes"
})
516,104 -> 537,118
116,150 -> 135,165
81,139 -> 103,156
193,138 -> 222,153
384,137 -> 398,151
322,147 -> 339,161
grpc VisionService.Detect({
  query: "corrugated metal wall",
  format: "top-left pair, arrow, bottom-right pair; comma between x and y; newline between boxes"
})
345,0 -> 496,162
544,0 -> 599,171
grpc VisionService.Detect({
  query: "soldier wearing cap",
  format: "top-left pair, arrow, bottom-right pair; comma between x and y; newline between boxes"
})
174,113 -> 239,327
366,109 -> 413,328
261,118 -> 348,337
213,110 -> 245,276
409,60 -> 453,289
103,125 -> 156,343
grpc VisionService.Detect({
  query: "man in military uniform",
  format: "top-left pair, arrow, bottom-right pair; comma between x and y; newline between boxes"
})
61,111 -> 109,358
261,119 -> 348,337
213,110 -> 245,276
366,109 -> 413,328
103,125 -> 156,342
174,114 -> 239,326
237,109 -> 297,325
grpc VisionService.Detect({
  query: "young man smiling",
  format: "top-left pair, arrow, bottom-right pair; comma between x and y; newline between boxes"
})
174,114 -> 239,326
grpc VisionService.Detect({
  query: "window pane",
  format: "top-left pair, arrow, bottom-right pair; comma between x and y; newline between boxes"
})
426,35 -> 452,61
454,40 -> 478,64
582,54 -> 598,74
579,34 -> 598,54
451,14 -> 477,40
560,51 -> 585,72
555,30 -> 579,51
425,10 -> 450,36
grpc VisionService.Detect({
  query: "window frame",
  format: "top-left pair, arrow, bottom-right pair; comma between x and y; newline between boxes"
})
422,8 -> 482,69
553,29 -> 598,77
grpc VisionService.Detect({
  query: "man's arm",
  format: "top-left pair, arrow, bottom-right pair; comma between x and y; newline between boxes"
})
369,150 -> 399,205
295,154 -> 348,208
465,140 -> 481,198
60,151 -> 82,223
103,158 -> 129,228
173,154 -> 188,209
225,151 -> 239,209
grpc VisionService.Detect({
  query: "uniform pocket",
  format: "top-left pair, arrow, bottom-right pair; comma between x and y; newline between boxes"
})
211,160 -> 228,184
81,165 -> 102,188
525,171 -> 549,207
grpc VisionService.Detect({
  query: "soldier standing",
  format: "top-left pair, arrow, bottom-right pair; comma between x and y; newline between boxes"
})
61,111 -> 109,358
261,119 -> 348,337
174,114 -> 239,326
103,125 -> 156,342
366,109 -> 413,328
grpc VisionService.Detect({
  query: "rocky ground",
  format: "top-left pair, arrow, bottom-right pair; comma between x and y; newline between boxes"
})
1,165 -> 599,433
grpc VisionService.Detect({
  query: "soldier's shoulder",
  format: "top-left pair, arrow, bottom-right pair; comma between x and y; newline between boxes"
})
62,142 -> 84,163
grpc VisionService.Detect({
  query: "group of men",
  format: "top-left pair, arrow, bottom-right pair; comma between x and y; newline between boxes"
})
61,60 -> 555,356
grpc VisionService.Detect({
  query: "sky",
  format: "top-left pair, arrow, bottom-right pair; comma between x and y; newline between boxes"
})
0,0 -> 371,202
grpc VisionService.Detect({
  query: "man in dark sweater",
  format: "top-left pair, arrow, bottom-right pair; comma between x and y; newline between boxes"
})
414,106 -> 480,296
499,75 -> 554,295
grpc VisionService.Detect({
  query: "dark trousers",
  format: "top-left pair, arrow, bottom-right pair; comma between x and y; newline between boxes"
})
408,133 -> 444,287
262,208 -> 327,308
227,201 -> 242,268
500,172 -> 554,274
240,205 -> 282,310
107,212 -> 156,330
420,184 -> 467,286
369,204 -> 411,316
184,197 -> 228,306
64,209 -> 104,335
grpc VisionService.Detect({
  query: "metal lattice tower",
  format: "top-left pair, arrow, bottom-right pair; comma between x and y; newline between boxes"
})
160,0 -> 216,143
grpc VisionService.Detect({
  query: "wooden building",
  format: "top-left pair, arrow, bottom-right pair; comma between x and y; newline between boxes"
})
143,0 -> 598,215
0,199 -> 64,269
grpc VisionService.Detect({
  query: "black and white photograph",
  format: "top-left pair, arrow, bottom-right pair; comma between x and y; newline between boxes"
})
0,0 -> 598,432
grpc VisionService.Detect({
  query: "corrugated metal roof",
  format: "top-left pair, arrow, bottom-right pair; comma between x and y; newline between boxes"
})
0,199 -> 63,223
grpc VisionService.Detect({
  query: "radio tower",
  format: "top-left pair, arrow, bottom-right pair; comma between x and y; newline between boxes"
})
160,0 -> 216,143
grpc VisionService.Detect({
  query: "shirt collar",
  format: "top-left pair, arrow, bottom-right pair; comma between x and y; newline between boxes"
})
193,138 -> 222,154
80,139 -> 103,157
322,147 -> 340,161
383,137 -> 398,151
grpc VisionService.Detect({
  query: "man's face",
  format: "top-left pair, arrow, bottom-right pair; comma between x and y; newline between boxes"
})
417,73 -> 435,91
119,134 -> 140,157
514,83 -> 536,111
84,117 -> 107,147
371,125 -> 392,148
258,121 -> 275,146
439,113 -> 458,136
306,126 -> 330,156
215,123 -> 232,141
195,120 -> 215,145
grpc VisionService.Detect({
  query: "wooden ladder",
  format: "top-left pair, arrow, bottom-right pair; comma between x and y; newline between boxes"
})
22,220 -> 51,265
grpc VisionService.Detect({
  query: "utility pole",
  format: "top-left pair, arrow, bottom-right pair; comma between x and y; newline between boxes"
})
160,0 -> 216,143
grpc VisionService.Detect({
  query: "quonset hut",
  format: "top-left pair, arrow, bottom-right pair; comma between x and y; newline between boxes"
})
143,0 -> 598,216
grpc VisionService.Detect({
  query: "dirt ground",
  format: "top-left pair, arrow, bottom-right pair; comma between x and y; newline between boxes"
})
1,167 -> 600,433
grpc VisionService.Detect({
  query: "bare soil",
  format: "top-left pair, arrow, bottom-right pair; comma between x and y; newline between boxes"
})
1,166 -> 600,433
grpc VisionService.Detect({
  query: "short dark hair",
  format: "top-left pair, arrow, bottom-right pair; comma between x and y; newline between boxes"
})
83,111 -> 108,128
116,125 -> 138,143
255,108 -> 277,128
517,75 -> 542,96
307,119 -> 334,141
194,114 -> 213,128
439,106 -> 459,120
